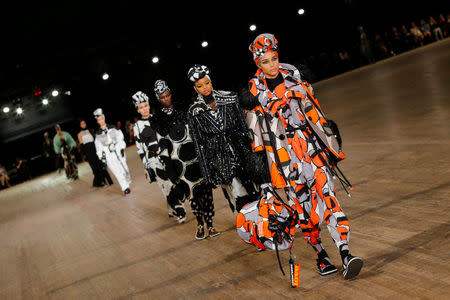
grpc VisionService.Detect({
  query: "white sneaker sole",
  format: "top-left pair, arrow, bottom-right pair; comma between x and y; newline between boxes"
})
195,234 -> 206,240
343,257 -> 363,280
319,267 -> 338,276
208,231 -> 221,238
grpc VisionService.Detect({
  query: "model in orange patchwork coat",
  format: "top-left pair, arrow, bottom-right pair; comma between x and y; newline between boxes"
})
241,33 -> 363,280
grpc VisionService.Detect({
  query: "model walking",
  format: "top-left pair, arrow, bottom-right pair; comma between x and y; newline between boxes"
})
243,33 -> 363,279
78,119 -> 113,187
132,84 -> 219,239
186,65 -> 261,214
94,108 -> 131,195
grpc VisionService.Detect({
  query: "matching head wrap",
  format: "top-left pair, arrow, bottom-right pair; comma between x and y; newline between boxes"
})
249,33 -> 279,66
131,91 -> 149,108
154,80 -> 171,99
188,64 -> 210,83
93,108 -> 104,119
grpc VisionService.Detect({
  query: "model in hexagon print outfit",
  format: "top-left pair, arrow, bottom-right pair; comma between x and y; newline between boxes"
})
132,85 -> 219,240
243,33 -> 363,280
93,108 -> 131,195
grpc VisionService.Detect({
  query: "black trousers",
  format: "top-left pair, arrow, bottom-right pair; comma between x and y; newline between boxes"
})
82,142 -> 112,186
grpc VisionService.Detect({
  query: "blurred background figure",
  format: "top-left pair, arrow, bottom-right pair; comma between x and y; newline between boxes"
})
400,25 -> 415,51
358,26 -> 374,64
429,16 -> 444,40
14,157 -> 31,184
0,163 -> 11,189
53,124 -> 78,180
438,14 -> 448,37
78,119 -> 110,187
419,19 -> 433,43
411,22 -> 424,46
42,131 -> 59,173
125,120 -> 134,146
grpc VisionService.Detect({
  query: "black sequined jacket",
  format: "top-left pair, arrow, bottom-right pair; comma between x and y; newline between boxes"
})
187,90 -> 257,186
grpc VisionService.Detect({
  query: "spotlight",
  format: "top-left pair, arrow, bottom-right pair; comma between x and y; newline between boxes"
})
102,73 -> 109,80
42,98 -> 49,105
298,8 -> 305,15
16,107 -> 23,115
64,91 -> 71,96
3,107 -> 10,113
250,25 -> 257,31
52,90 -> 59,97
152,56 -> 159,63
201,41 -> 208,47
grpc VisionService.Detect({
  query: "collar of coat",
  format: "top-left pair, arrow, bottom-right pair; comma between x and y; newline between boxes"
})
253,63 -> 302,92
196,90 -> 237,106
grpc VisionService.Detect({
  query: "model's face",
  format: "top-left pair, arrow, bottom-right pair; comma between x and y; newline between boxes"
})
80,121 -> 86,129
159,91 -> 172,108
96,116 -> 106,127
137,101 -> 151,118
260,51 -> 280,79
194,77 -> 213,97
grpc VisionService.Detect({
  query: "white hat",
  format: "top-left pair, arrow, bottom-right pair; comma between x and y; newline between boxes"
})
93,108 -> 104,118
131,91 -> 149,108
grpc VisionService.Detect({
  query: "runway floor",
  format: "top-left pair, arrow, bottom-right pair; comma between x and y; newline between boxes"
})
1,39 -> 450,299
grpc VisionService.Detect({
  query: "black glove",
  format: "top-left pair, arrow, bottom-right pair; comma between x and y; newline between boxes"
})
147,168 -> 157,183
121,149 -> 125,157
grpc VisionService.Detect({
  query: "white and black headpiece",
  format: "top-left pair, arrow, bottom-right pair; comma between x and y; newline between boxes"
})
131,91 -> 149,108
93,108 -> 104,118
154,80 -> 171,99
188,64 -> 210,83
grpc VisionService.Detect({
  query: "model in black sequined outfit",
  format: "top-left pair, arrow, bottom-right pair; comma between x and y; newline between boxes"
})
186,65 -> 262,212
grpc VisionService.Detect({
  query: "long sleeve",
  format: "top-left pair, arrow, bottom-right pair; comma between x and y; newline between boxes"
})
64,132 -> 77,149
133,123 -> 147,166
113,128 -> 126,151
94,135 -> 103,160
53,135 -> 61,154
187,113 -> 210,183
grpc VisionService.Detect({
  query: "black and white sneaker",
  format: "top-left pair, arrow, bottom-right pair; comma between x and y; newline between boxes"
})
208,227 -> 220,238
195,225 -> 206,240
317,256 -> 338,276
124,188 -> 131,196
343,255 -> 363,280
175,208 -> 186,224
177,215 -> 186,224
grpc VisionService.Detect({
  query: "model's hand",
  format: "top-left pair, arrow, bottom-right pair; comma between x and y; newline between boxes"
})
62,154 -> 67,160
121,149 -> 125,157
146,157 -> 164,170
145,168 -> 157,183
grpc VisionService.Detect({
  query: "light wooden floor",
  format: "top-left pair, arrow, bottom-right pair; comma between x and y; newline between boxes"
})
1,39 -> 450,300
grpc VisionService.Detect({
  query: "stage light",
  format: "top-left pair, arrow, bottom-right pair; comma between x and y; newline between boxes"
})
52,90 -> 59,97
102,73 -> 109,80
250,25 -> 256,31
201,41 -> 208,47
298,8 -> 305,15
3,107 -> 10,113
152,56 -> 159,63
16,107 -> 23,115
42,98 -> 49,105
64,91 -> 71,96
